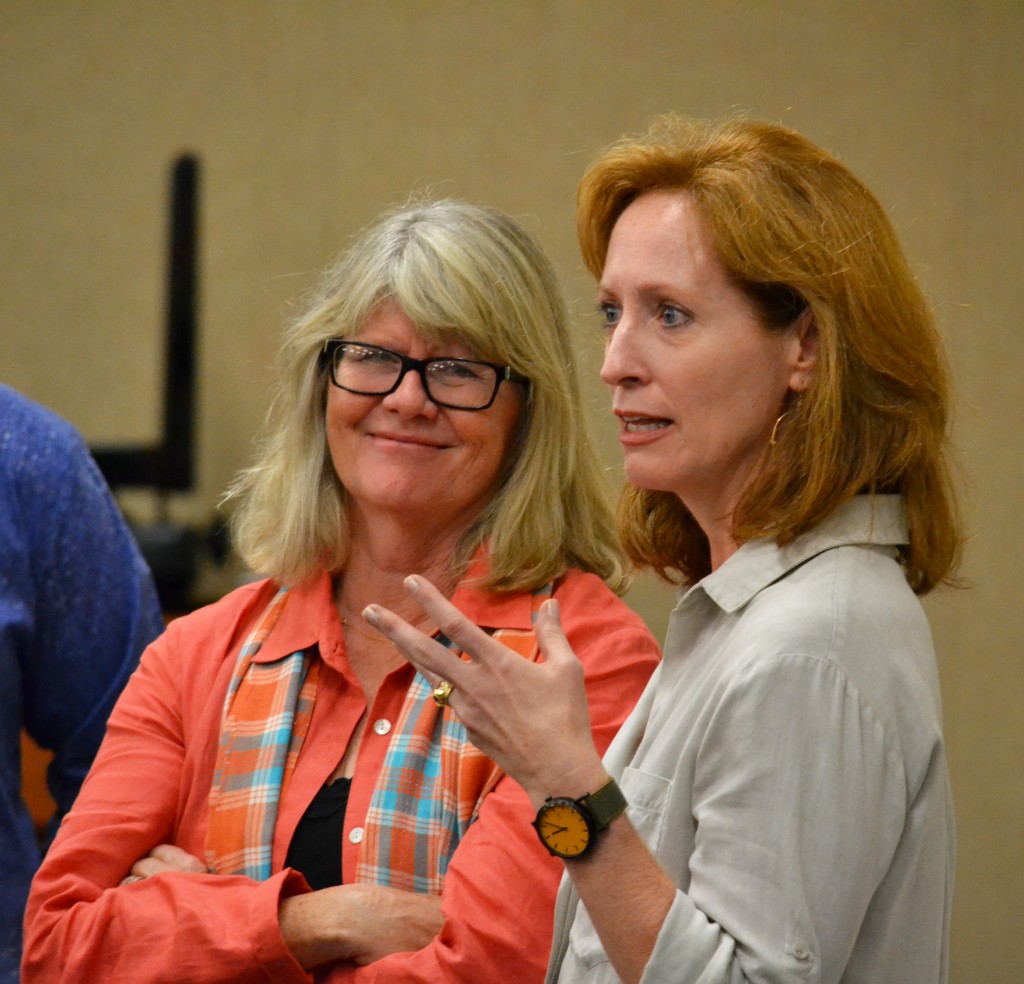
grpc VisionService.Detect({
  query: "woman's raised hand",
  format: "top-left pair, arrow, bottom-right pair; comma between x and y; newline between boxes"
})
364,575 -> 606,805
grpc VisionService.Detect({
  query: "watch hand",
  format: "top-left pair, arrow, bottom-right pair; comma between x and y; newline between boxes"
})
542,823 -> 568,836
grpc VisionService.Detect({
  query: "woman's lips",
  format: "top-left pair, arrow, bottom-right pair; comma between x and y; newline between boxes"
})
616,413 -> 672,445
621,416 -> 670,433
369,430 -> 450,449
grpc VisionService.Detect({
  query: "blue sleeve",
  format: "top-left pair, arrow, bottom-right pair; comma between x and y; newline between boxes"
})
27,441 -> 164,837
0,388 -> 163,981
0,389 -> 164,833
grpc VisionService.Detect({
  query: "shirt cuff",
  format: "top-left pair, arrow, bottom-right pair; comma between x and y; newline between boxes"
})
251,869 -> 315,982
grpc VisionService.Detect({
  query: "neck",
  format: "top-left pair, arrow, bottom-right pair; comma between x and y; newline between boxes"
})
678,462 -> 765,573
335,506 -> 470,624
680,495 -> 741,574
706,528 -> 741,571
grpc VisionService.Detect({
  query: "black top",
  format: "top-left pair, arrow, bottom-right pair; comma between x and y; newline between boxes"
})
285,777 -> 352,891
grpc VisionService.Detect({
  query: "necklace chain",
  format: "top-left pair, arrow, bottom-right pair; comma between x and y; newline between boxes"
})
335,594 -> 393,645
334,574 -> 452,647
339,612 -> 389,645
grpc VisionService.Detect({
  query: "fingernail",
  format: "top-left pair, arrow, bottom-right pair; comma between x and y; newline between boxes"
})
404,575 -> 419,594
543,598 -> 560,620
362,605 -> 379,625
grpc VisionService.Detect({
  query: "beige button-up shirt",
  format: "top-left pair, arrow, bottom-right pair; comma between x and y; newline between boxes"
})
548,496 -> 953,983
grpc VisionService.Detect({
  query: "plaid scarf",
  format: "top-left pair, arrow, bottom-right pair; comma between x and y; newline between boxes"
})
205,581 -> 550,887
205,586 -> 319,879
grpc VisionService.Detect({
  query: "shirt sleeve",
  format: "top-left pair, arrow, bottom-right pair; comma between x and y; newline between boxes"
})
639,654 -> 907,983
21,421 -> 164,840
22,618 -> 314,984
331,577 -> 661,984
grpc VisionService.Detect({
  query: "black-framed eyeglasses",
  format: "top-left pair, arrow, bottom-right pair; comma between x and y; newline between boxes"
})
320,340 -> 529,411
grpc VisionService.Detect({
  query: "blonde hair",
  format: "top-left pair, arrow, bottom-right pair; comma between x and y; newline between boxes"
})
228,198 -> 629,593
579,115 -> 961,594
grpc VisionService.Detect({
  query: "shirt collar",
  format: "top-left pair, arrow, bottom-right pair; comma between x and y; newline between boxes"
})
692,494 -> 909,614
250,572 -> 341,664
449,549 -> 538,630
252,547 -> 538,664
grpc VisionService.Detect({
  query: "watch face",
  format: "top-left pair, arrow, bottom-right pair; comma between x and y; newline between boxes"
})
534,799 -> 592,858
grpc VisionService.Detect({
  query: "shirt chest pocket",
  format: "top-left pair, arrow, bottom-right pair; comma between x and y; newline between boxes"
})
564,768 -> 672,973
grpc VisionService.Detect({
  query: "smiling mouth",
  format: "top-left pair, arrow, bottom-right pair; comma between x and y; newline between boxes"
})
621,416 -> 671,433
371,432 -> 449,449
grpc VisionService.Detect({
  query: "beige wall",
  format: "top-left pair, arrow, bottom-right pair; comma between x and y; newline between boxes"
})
2,1 -> 1021,978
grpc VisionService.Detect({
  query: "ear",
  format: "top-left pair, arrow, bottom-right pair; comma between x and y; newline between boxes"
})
786,310 -> 819,393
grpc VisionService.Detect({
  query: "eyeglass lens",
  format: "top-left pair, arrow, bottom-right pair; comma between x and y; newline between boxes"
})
331,344 -> 500,409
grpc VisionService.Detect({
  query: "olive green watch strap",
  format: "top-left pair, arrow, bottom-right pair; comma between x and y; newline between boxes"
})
580,777 -> 627,832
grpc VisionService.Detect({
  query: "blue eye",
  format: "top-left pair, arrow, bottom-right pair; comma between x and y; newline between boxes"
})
599,301 -> 621,328
660,305 -> 689,327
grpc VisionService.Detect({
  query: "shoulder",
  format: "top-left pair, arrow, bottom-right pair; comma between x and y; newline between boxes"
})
111,578 -> 298,731
0,388 -> 152,601
0,384 -> 74,434
554,568 -> 661,663
0,388 -> 98,524
744,543 -> 932,672
0,388 -> 125,558
555,568 -> 651,628
0,385 -> 88,476
157,577 -> 281,664
163,575 -> 279,629
706,544 -> 942,762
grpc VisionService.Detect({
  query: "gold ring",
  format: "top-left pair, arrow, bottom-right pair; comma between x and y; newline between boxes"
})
432,679 -> 454,708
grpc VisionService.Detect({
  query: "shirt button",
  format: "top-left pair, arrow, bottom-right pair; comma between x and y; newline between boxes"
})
373,718 -> 392,736
349,827 -> 364,844
792,943 -> 811,961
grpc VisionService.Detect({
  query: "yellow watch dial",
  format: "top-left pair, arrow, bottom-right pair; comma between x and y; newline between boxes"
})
536,800 -> 591,858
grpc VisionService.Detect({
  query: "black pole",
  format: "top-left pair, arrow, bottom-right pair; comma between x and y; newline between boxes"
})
90,153 -> 200,492
160,153 -> 199,491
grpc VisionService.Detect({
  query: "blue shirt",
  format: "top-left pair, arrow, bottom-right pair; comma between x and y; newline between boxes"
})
0,385 -> 164,983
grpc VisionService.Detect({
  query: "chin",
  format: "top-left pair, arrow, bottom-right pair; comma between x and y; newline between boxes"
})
624,467 -> 684,497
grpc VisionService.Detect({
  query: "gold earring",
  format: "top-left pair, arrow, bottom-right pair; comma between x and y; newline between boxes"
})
769,411 -> 789,448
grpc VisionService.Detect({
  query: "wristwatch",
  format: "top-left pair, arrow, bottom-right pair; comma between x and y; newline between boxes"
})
532,777 -> 627,859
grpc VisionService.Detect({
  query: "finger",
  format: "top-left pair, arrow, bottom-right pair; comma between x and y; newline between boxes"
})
534,599 -> 577,666
362,603 -> 467,687
128,855 -> 171,879
402,575 -> 500,656
148,843 -> 208,873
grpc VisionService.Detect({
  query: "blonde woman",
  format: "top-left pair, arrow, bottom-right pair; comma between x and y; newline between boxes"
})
24,200 -> 660,983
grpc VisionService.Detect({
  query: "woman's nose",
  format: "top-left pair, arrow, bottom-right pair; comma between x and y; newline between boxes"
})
381,367 -> 439,417
600,319 -> 647,389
